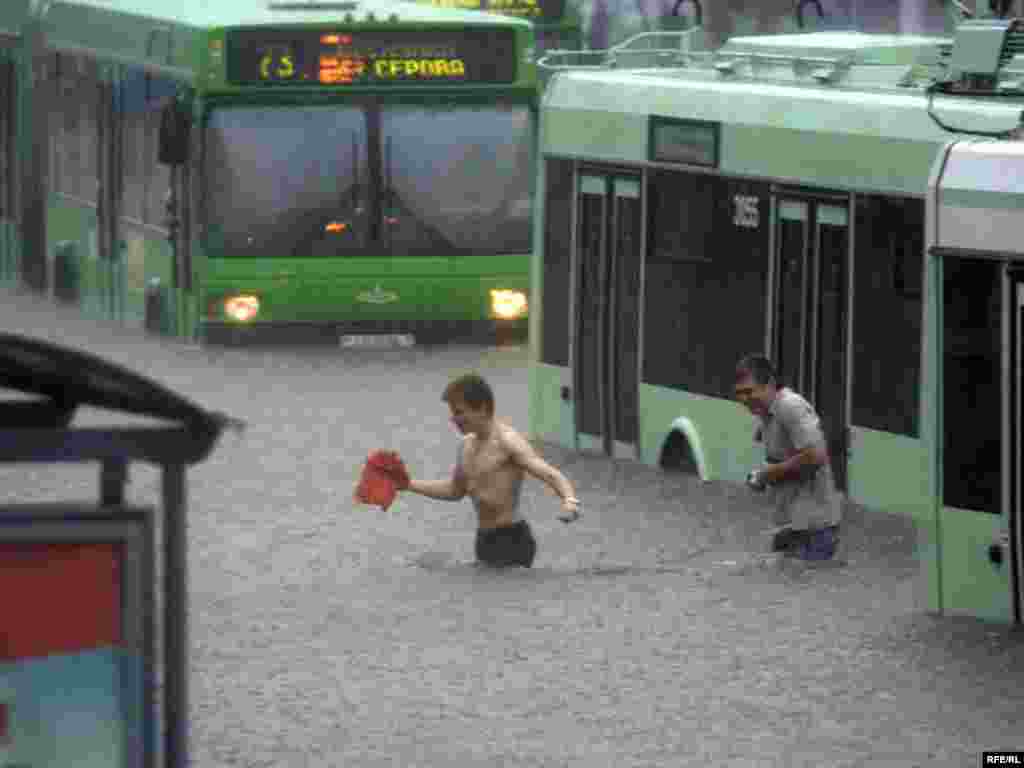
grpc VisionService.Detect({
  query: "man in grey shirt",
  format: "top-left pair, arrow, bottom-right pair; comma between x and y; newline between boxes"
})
734,355 -> 842,560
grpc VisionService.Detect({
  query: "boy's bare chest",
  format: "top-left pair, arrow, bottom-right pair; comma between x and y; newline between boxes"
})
462,439 -> 512,480
466,442 -> 509,479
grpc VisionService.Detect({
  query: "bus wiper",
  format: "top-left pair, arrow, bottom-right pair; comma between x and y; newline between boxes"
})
383,135 -> 395,250
381,134 -> 457,253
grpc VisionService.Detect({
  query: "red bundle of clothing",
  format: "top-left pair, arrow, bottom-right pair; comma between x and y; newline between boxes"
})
353,450 -> 410,511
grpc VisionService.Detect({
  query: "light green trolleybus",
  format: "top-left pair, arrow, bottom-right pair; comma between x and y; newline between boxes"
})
0,0 -> 536,344
530,17 -> 1024,621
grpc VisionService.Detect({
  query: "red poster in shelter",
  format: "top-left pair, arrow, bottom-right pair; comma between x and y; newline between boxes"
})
0,543 -> 122,662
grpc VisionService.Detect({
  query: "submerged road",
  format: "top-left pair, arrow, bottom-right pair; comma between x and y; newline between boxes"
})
2,287 -> 1022,767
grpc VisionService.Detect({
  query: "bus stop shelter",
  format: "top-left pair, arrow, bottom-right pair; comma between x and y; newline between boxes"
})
0,332 -> 240,767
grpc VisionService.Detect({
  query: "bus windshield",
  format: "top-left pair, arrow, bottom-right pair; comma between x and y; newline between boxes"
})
203,103 -> 534,258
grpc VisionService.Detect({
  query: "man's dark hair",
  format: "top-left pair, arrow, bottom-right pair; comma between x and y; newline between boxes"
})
443,373 -> 495,414
736,354 -> 778,386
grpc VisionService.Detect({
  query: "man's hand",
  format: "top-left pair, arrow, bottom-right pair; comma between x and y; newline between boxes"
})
746,469 -> 769,492
558,496 -> 581,523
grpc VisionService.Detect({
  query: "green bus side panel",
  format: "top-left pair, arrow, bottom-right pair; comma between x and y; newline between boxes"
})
46,201 -> 177,331
938,506 -> 1014,623
542,108 -> 646,166
848,427 -> 928,519
638,384 -> 761,482
46,199 -> 101,316
543,107 -> 940,196
122,228 -> 175,330
44,3 -> 199,76
0,218 -> 20,287
726,125 -> 940,195
0,0 -> 30,34
528,362 -> 574,447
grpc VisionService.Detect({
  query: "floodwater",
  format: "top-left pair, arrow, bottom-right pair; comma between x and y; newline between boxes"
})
0,305 -> 1019,767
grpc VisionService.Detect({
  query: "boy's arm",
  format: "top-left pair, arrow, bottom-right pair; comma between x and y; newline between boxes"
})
407,477 -> 464,501
406,443 -> 468,501
504,431 -> 580,517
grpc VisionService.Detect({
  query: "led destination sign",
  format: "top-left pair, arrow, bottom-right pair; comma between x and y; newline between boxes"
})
227,28 -> 517,86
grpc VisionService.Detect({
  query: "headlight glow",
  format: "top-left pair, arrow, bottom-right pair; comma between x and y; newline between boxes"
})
224,295 -> 260,323
490,289 -> 528,320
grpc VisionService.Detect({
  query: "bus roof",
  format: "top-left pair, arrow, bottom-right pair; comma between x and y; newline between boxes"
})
932,138 -> 1024,255
718,30 -> 951,64
543,63 -> 1023,144
0,0 -> 529,83
938,138 -> 1024,204
542,27 -> 1024,145
28,0 -> 530,30
540,27 -> 1024,196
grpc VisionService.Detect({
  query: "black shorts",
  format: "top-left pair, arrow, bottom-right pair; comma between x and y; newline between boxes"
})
475,520 -> 536,568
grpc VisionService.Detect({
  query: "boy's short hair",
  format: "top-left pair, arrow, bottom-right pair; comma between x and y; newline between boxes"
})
443,373 -> 495,414
735,354 -> 778,386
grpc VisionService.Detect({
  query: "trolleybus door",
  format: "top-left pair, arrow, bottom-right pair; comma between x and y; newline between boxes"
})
773,197 -> 850,491
574,173 -> 641,459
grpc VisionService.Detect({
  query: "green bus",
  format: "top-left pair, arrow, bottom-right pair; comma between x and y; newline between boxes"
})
414,0 -> 583,52
926,136 -> 1024,625
529,18 -> 1024,621
0,0 -> 536,344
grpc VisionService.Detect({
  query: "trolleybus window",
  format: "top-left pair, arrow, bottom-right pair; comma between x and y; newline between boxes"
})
943,256 -> 1003,514
540,159 -> 573,367
203,104 -> 532,258
851,196 -> 922,438
644,170 -> 768,399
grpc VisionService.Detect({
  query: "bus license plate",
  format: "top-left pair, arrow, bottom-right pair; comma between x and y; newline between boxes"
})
339,333 -> 416,348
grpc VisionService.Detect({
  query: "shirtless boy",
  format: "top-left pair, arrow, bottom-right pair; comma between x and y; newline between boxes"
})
400,373 -> 580,568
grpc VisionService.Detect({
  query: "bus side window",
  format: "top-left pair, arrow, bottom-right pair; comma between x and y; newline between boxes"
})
851,196 -> 923,438
158,100 -> 189,166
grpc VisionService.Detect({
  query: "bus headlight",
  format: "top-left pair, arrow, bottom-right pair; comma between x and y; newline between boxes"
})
490,289 -> 528,320
224,295 -> 260,323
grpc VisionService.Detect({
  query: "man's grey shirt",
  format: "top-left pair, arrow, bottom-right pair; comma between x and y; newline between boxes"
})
756,387 -> 842,530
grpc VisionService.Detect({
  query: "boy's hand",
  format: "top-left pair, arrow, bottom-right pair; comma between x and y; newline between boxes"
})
558,496 -> 581,524
372,450 -> 410,490
384,452 -> 411,491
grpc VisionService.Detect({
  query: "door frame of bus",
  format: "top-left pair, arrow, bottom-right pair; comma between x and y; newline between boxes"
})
1011,270 -> 1024,623
573,168 -> 643,460
769,187 -> 853,492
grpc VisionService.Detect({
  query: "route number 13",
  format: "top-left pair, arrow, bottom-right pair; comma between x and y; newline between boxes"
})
733,195 -> 760,229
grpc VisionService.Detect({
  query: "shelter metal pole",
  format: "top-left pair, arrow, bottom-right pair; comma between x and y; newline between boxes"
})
100,459 -> 127,506
162,462 -> 188,768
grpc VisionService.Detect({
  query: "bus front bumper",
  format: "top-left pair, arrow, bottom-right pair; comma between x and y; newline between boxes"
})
200,318 -> 527,347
